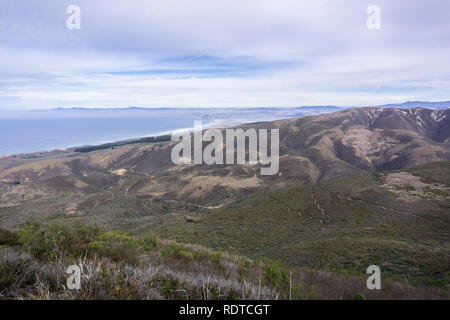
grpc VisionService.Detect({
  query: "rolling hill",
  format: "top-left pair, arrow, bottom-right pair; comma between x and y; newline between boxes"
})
0,107 -> 449,295
1,107 -> 449,212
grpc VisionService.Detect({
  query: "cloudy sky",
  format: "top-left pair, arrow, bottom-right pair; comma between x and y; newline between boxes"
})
1,0 -> 449,109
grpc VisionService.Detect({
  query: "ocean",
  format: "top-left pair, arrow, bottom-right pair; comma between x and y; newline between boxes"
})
0,106 -> 340,156
0,116 -> 205,156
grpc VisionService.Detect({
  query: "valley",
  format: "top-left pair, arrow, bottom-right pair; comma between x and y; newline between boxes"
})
1,106 -> 449,296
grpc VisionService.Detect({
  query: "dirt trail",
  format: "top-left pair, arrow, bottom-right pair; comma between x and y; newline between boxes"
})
164,198 -> 229,210
91,192 -> 115,215
311,189 -> 330,220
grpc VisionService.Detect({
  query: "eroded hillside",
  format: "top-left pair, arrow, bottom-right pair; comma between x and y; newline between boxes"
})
0,107 -> 449,292
0,107 -> 449,217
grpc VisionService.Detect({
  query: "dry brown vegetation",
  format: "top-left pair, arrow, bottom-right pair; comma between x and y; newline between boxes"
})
0,107 -> 449,300
1,107 -> 449,213
0,222 -> 447,300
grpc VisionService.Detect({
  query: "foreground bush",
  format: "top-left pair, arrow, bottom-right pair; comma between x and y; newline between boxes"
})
1,222 -> 279,299
0,222 -> 448,300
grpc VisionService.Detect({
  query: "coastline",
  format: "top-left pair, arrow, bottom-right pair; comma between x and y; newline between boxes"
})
0,119 -> 224,158
0,117 -> 268,159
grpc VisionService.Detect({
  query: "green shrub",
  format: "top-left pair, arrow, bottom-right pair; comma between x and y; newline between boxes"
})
18,221 -> 101,260
259,258 -> 289,291
209,250 -> 223,263
264,263 -> 289,288
140,233 -> 158,252
179,250 -> 195,260
239,260 -> 251,277
160,242 -> 194,260
88,240 -> 104,251
354,293 -> 366,300
160,242 -> 183,257
18,222 -> 140,264
95,231 -> 140,264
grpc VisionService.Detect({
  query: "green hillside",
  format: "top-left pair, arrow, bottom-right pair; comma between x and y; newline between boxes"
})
1,221 -> 447,300
151,161 -> 450,288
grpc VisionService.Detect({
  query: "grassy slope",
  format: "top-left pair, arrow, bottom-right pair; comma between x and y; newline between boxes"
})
152,161 -> 450,288
1,161 -> 449,292
1,222 -> 447,300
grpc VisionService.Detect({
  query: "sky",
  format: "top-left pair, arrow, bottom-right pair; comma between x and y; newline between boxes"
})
0,0 -> 450,110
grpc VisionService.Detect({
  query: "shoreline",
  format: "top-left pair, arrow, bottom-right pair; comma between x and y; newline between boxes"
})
0,117 -> 274,159
0,119 -> 230,158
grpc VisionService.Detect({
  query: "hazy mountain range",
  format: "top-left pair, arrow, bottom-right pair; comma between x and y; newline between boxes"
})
377,101 -> 450,110
1,101 -> 449,119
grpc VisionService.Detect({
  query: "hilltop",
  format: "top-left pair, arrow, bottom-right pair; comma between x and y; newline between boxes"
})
0,107 -> 449,297
1,107 -> 449,212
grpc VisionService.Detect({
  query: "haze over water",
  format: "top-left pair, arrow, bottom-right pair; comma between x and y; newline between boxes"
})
0,107 -> 316,156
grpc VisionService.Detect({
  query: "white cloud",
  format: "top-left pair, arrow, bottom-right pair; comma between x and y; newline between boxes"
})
0,0 -> 449,109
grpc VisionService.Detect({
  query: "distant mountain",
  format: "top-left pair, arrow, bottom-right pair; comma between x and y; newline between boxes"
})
272,107 -> 450,182
3,102 -> 449,122
0,106 -> 338,121
48,101 -> 450,111
377,101 -> 450,110
291,105 -> 345,116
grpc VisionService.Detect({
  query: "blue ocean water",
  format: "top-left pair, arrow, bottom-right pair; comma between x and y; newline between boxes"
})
0,117 -> 199,156
0,106 -> 318,156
